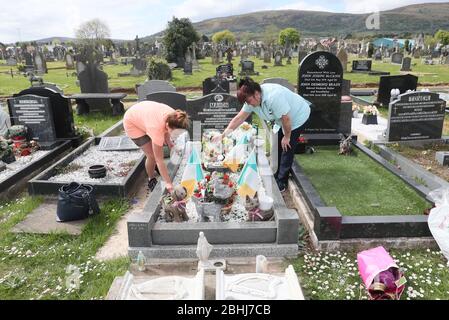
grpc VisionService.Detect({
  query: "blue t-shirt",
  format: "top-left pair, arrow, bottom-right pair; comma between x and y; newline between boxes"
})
242,83 -> 311,133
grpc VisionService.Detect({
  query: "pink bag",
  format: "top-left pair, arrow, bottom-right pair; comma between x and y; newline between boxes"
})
357,246 -> 406,300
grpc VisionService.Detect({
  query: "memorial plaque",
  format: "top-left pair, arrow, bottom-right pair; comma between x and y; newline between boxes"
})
8,95 -> 57,145
391,52 -> 404,64
377,74 -> 418,107
187,93 -> 244,141
298,51 -> 343,133
98,136 -> 140,151
386,92 -> 446,142
352,60 -> 372,72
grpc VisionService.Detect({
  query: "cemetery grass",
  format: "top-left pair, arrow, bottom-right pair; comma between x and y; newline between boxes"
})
296,146 -> 431,216
74,111 -> 123,136
291,249 -> 449,300
0,194 -> 130,299
3,56 -> 449,96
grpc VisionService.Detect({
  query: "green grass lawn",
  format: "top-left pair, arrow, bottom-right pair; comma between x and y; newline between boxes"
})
2,54 -> 449,96
0,194 -> 130,300
296,146 -> 431,216
291,249 -> 449,300
74,111 -> 123,136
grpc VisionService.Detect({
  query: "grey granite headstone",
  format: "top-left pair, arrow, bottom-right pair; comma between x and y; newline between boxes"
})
391,52 -> 404,64
262,78 -> 295,92
387,91 -> 446,142
0,109 -> 10,137
137,80 -> 176,101
7,58 -> 17,66
65,54 -> 75,69
436,151 -> 449,166
8,94 -> 57,147
34,52 -> 47,74
336,48 -> 348,72
274,51 -> 283,66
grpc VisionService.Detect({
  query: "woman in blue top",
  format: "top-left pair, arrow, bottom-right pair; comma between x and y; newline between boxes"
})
213,78 -> 311,192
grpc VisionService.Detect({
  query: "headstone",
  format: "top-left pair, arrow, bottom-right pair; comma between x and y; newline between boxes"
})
202,77 -> 230,96
184,62 -> 193,75
274,51 -> 283,66
146,92 -> 187,112
130,58 -> 147,76
65,54 -> 75,70
374,50 -> 382,61
400,57 -> 412,71
137,80 -> 176,102
98,136 -> 140,151
216,64 -> 234,79
6,58 -> 17,66
298,51 -> 308,64
239,60 -> 258,76
391,52 -> 404,64
435,151 -> 449,166
10,87 -> 76,140
336,48 -> 348,72
0,109 -> 10,137
377,74 -> 418,107
262,78 -> 295,92
78,64 -> 111,111
263,51 -> 271,64
352,60 -> 372,72
24,52 -> 33,68
187,93 -> 244,141
34,52 -> 47,74
387,91 -> 446,142
8,95 -> 57,148
298,51 -> 343,133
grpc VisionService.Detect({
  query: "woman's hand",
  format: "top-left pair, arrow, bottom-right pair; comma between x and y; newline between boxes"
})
166,183 -> 174,193
281,136 -> 291,152
211,133 -> 224,144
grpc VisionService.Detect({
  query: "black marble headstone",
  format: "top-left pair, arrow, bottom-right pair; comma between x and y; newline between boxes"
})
298,51 -> 343,133
8,95 -> 57,148
184,62 -> 193,75
401,57 -> 412,71
377,74 -> 418,107
186,93 -> 244,141
216,64 -> 234,78
10,87 -> 76,139
24,52 -> 33,67
387,92 -> 446,141
352,60 -> 372,72
78,64 -> 110,111
146,92 -> 187,112
202,77 -> 230,96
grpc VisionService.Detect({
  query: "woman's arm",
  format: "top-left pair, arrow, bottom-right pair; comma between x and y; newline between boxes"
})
213,110 -> 251,142
152,143 -> 173,191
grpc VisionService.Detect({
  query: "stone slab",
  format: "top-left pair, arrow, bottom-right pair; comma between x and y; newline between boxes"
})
11,202 -> 87,235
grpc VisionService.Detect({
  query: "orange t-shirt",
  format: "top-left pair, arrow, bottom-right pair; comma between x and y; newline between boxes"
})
123,101 -> 175,147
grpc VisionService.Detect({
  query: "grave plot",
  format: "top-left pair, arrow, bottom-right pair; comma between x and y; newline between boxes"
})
128,125 -> 299,259
291,140 -> 434,242
28,121 -> 146,197
0,140 -> 72,198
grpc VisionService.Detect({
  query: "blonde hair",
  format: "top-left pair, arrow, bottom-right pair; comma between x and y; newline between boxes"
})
166,110 -> 190,130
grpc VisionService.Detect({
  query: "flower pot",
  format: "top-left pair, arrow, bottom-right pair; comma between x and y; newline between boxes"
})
12,136 -> 26,149
362,114 -> 378,125
88,165 -> 107,179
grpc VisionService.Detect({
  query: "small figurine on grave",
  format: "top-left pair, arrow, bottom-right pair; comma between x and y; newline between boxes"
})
137,250 -> 146,272
162,185 -> 189,222
0,136 -> 15,164
338,135 -> 353,156
244,193 -> 274,222
196,232 -> 213,269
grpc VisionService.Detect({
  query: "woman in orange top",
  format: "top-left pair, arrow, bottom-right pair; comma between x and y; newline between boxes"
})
123,101 -> 190,192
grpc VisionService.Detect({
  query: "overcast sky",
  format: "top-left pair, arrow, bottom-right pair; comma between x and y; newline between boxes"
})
0,0 -> 447,43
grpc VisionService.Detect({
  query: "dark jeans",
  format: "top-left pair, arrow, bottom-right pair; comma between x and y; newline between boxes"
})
275,126 -> 303,186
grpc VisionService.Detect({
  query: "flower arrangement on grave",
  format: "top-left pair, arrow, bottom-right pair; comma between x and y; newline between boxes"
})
363,105 -> 379,116
296,135 -> 308,154
352,104 -> 361,112
0,136 -> 15,164
13,140 -> 40,157
7,125 -> 28,141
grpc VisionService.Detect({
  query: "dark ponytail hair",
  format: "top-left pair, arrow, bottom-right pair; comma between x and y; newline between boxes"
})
237,77 -> 261,104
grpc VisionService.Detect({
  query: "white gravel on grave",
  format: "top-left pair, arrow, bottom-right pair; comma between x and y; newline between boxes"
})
48,146 -> 143,184
0,150 -> 50,182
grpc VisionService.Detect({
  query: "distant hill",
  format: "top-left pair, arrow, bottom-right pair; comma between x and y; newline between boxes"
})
143,2 -> 449,41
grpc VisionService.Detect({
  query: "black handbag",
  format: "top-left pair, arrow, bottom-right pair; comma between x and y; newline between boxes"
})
56,182 -> 100,222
